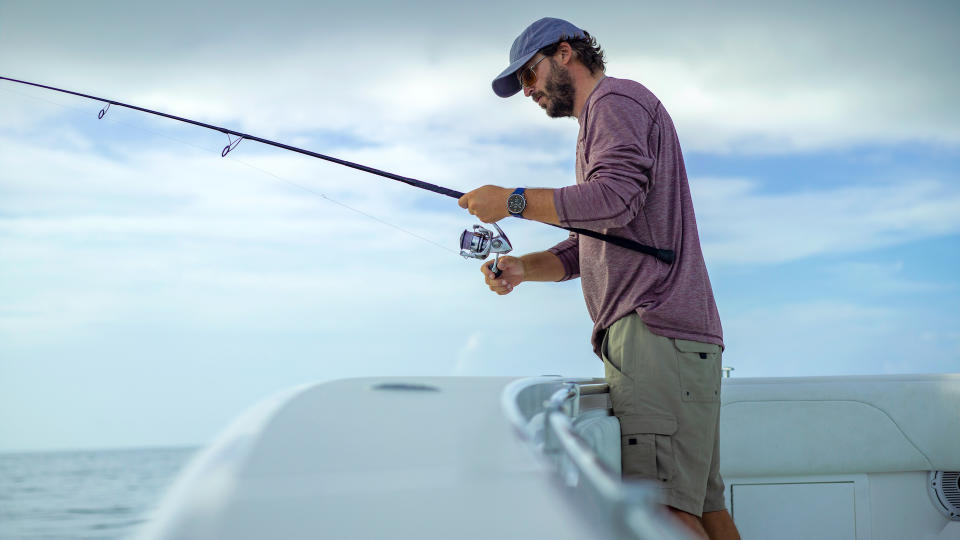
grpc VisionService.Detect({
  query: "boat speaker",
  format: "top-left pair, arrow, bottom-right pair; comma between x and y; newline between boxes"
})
930,471 -> 960,521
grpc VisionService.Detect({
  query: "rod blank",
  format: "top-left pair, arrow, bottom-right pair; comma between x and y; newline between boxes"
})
0,75 -> 674,263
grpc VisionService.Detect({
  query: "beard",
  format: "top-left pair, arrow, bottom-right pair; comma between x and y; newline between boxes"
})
540,59 -> 576,118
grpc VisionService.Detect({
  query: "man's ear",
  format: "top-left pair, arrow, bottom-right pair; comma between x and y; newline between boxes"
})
557,42 -> 574,65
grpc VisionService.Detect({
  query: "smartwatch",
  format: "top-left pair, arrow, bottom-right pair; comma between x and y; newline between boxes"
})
506,187 -> 527,217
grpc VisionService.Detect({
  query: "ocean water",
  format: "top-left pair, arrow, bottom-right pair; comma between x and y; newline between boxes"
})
0,447 -> 197,540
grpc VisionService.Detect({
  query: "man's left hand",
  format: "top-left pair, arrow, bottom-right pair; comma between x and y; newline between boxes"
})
458,185 -> 511,223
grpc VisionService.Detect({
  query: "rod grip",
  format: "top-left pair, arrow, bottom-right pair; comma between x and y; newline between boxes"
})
487,262 -> 503,279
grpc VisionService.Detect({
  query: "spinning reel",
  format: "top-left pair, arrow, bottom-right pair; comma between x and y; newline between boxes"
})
459,223 -> 513,278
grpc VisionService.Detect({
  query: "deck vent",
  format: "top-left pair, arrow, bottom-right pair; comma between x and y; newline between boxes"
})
371,382 -> 440,392
929,471 -> 960,521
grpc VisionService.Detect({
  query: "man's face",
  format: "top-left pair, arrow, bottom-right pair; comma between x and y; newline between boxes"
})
521,55 -> 576,118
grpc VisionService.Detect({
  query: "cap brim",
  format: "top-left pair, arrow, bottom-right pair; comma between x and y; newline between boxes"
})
491,51 -> 538,98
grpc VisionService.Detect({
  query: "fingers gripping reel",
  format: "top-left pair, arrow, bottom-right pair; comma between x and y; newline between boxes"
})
459,223 -> 513,278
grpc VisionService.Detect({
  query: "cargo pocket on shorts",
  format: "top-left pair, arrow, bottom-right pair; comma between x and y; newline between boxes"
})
619,414 -> 678,483
674,339 -> 721,403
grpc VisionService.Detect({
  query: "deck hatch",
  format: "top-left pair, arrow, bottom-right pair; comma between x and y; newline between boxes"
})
370,382 -> 441,392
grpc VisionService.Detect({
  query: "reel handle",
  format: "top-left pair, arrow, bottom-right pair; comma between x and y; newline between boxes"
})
487,252 -> 504,278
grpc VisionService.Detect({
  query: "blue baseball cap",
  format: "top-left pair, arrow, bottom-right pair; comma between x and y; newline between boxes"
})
492,17 -> 586,98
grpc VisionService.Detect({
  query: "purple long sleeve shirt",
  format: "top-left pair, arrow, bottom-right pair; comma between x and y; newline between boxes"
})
547,77 -> 723,356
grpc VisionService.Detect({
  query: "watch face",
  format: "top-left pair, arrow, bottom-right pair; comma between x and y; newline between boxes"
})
507,193 -> 526,214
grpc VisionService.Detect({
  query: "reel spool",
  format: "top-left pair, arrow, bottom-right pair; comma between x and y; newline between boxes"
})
459,223 -> 513,278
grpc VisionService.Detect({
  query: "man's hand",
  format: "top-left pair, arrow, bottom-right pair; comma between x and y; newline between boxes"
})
481,256 -> 525,295
458,185 -> 511,223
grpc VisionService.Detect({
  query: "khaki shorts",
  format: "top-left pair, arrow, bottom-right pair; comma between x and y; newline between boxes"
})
601,312 -> 726,517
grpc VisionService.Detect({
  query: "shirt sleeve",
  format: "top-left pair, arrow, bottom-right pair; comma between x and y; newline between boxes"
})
555,94 -> 657,230
546,231 -> 580,281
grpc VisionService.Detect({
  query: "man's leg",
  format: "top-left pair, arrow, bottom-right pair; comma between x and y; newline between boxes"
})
702,509 -> 740,540
603,314 -> 723,516
666,507 -> 739,540
700,388 -> 740,540
667,507 -> 708,539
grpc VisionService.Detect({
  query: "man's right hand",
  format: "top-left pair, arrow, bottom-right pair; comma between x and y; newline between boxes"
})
481,255 -> 525,295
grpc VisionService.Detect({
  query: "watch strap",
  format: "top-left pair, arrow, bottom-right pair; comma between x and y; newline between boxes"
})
508,187 -> 526,217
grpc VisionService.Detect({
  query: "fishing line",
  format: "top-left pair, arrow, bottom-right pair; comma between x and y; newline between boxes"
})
223,157 -> 457,254
0,83 -> 457,255
0,76 -> 675,263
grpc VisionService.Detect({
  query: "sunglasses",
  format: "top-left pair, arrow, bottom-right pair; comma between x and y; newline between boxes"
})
517,55 -> 548,88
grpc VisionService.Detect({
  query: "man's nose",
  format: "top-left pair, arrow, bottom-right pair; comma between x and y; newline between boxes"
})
523,85 -> 534,97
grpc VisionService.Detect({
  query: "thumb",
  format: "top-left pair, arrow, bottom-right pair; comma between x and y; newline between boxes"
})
495,256 -> 522,281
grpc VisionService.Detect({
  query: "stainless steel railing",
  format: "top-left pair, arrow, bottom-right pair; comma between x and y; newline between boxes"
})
501,377 -> 696,540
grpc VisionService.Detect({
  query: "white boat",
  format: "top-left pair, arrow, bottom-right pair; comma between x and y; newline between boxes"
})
135,373 -> 960,539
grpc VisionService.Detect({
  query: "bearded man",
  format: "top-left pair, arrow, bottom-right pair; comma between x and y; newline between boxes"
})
458,17 -> 741,540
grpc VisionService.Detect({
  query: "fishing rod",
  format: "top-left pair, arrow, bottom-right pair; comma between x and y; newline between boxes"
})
0,76 -> 675,266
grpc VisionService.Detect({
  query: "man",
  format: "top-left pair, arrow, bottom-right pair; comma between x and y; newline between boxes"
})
458,18 -> 740,540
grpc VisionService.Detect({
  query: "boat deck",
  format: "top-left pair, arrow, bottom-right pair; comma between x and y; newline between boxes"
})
138,377 -> 610,539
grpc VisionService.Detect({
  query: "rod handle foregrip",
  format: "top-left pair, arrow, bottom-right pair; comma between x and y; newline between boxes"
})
487,262 -> 503,279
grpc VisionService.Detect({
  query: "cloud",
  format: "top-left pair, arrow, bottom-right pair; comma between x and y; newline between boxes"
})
2,0 -> 958,451
825,261 -> 956,296
452,332 -> 483,375
692,176 -> 960,265
3,1 -> 957,155
722,299 -> 960,377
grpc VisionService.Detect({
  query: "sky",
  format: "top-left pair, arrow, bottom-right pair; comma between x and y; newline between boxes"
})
0,0 -> 958,452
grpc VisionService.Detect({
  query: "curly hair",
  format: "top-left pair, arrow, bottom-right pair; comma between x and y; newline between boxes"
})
538,30 -> 606,75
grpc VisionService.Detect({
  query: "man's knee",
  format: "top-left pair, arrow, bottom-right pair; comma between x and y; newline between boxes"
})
666,506 -> 708,539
